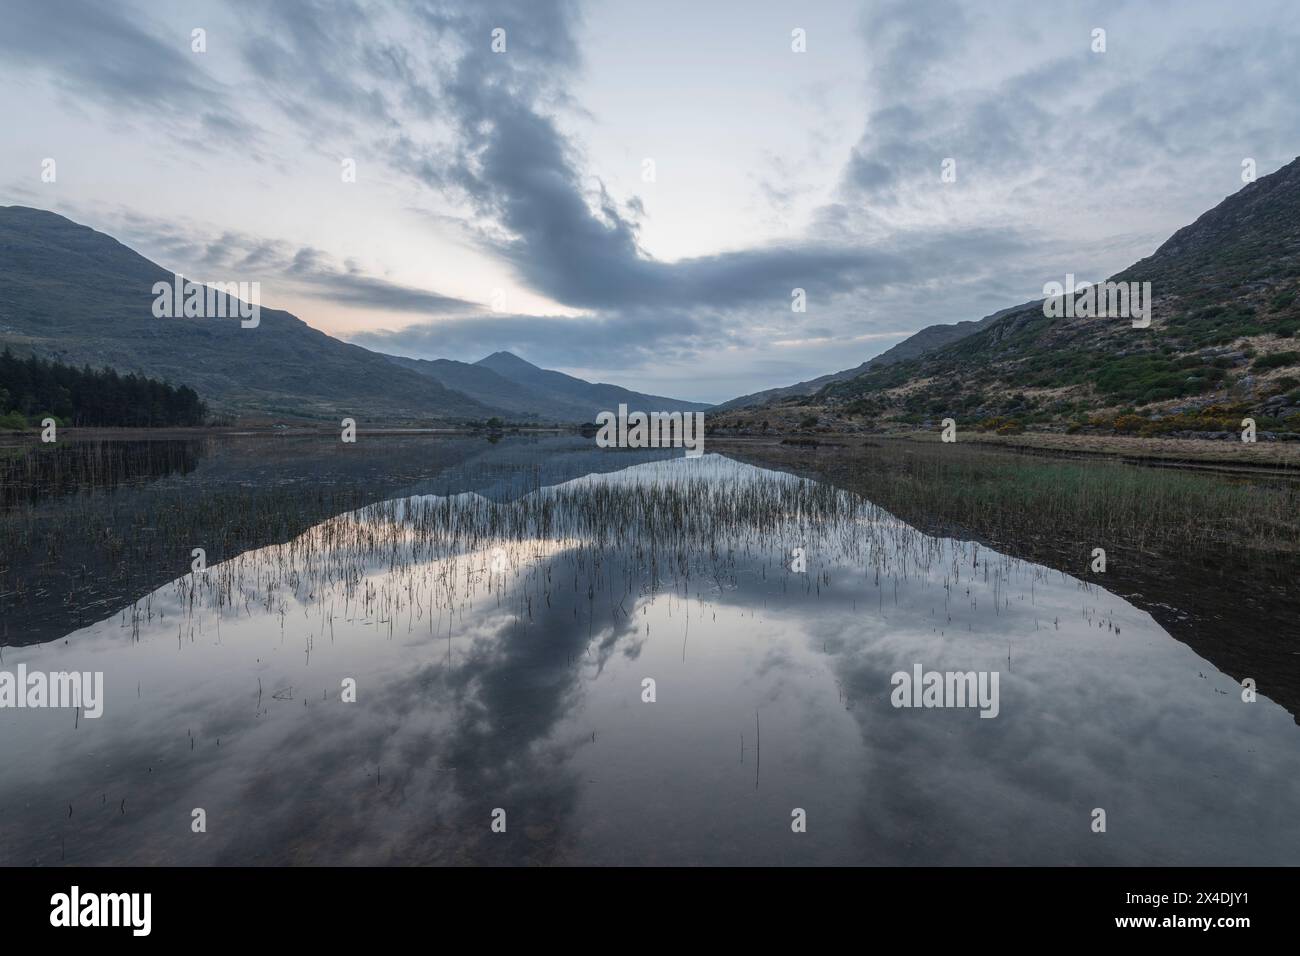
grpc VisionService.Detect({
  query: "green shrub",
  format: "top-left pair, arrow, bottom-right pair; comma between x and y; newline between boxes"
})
1094,354 -> 1220,402
1253,351 -> 1299,371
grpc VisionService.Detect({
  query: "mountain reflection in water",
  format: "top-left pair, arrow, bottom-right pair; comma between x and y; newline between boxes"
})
2,453 -> 1296,866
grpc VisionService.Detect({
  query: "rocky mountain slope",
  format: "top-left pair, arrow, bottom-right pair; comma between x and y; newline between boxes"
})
715,304 -> 1025,411
716,156 -> 1300,438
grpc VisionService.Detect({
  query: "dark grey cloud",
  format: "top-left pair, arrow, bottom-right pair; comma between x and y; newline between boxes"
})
435,70 -> 912,309
223,0 -> 919,315
234,0 -> 405,140
346,220 -> 1040,374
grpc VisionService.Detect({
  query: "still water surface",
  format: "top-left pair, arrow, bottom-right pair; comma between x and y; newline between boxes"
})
2,442 -> 1296,865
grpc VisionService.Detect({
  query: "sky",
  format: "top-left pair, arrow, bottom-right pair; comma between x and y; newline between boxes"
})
2,0 -> 1299,403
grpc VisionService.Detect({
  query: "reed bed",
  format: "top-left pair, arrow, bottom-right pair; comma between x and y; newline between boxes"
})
151,466 -> 1021,648
7,434 -> 1295,655
726,439 -> 1300,559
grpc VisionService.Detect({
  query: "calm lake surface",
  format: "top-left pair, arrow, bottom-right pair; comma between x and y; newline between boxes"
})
2,435 -> 1297,865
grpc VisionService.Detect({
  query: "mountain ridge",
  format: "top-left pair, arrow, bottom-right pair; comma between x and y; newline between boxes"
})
385,350 -> 710,423
475,350 -> 710,417
715,302 -> 1030,411
0,207 -> 708,425
715,156 -> 1300,435
0,205 -> 501,423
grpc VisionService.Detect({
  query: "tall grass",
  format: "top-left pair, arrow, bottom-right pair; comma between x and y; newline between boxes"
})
736,440 -> 1300,558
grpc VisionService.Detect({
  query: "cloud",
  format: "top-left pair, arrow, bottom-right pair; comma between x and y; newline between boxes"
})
350,309 -> 715,369
208,234 -> 480,314
0,0 -> 256,139
290,262 -> 480,314
837,0 -> 1300,230
80,208 -> 483,315
346,220 -> 1046,376
221,1 -> 931,317
391,4 -> 917,314
233,0 -> 412,140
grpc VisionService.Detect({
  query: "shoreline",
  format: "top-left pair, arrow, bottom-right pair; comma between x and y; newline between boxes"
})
4,424 -> 1300,476
0,424 -> 577,441
710,429 -> 1300,476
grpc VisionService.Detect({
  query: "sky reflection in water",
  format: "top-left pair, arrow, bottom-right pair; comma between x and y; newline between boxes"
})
2,453 -> 1297,866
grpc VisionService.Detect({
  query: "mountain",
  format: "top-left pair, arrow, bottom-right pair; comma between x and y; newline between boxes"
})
476,351 -> 711,418
717,156 -> 1300,435
383,355 -> 559,419
0,206 -> 502,423
390,349 -> 711,422
715,304 -> 1024,411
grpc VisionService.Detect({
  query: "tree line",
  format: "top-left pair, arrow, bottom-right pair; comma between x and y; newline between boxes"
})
0,349 -> 207,428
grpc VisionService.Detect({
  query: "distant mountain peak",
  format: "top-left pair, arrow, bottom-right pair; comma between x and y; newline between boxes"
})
397,348 -> 710,421
475,350 -> 538,371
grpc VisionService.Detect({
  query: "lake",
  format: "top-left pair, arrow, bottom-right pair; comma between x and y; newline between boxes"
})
2,435 -> 1297,865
